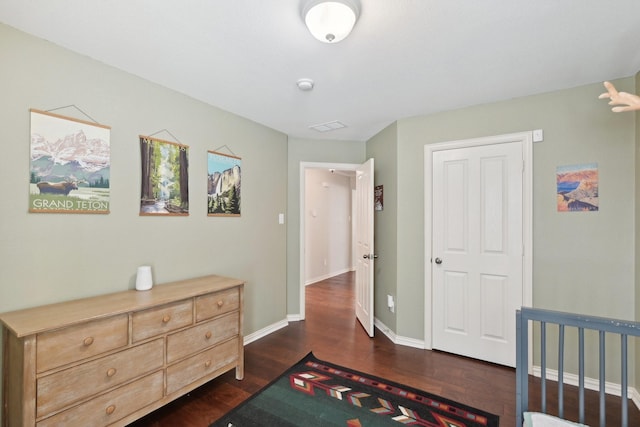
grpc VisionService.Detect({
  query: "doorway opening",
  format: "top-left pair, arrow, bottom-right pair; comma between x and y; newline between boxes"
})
299,162 -> 359,320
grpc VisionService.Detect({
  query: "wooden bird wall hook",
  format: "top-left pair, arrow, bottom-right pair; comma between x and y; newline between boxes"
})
599,81 -> 640,112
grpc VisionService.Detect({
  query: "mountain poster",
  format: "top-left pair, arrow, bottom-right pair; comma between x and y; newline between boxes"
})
29,109 -> 111,214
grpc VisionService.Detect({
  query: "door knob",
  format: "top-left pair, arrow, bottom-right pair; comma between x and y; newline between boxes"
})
363,254 -> 378,259
434,257 -> 442,264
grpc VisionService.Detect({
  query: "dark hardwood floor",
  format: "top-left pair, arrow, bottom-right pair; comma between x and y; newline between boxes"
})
131,272 -> 640,426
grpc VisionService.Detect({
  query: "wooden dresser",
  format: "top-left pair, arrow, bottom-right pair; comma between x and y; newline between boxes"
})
0,274 -> 244,427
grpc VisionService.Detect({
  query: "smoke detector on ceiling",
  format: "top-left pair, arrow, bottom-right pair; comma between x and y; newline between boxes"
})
297,78 -> 314,91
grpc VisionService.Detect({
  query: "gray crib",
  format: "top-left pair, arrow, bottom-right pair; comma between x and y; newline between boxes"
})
516,307 -> 640,427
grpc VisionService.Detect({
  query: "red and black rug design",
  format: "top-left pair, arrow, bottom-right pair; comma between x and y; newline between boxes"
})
212,352 -> 499,427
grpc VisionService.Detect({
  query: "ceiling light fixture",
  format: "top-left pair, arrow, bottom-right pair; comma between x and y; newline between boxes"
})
302,0 -> 360,43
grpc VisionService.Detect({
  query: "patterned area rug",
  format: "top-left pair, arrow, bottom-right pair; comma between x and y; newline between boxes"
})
211,352 -> 499,427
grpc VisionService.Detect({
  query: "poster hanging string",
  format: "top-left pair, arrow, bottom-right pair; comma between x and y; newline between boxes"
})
213,144 -> 238,157
46,105 -> 99,124
148,129 -> 183,145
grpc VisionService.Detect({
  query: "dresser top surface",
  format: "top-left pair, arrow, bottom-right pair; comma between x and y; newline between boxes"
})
0,274 -> 244,337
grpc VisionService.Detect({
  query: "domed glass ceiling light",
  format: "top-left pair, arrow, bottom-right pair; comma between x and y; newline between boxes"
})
302,0 -> 360,43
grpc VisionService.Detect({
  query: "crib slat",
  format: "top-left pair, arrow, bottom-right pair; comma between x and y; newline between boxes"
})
558,324 -> 565,419
515,310 -> 527,427
621,334 -> 628,426
599,330 -> 606,427
578,327 -> 585,424
541,321 -> 547,413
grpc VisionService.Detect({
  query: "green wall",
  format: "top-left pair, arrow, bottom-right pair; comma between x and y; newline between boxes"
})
286,137 -> 366,315
393,78 -> 636,341
366,123 -> 398,332
359,77 -> 637,382
0,23 -> 288,415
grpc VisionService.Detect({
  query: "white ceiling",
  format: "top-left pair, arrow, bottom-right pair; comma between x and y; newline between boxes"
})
1,0 -> 640,142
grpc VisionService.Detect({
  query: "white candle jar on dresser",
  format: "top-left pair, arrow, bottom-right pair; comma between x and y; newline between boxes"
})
0,274 -> 244,427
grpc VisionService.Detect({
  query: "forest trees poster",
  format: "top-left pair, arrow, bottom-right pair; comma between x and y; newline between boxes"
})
207,150 -> 241,216
140,136 -> 189,216
29,109 -> 111,214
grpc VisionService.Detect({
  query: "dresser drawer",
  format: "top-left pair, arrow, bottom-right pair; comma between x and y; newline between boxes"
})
132,299 -> 193,342
37,314 -> 128,373
196,287 -> 240,321
36,370 -> 163,427
36,338 -> 164,417
166,337 -> 239,395
166,312 -> 239,363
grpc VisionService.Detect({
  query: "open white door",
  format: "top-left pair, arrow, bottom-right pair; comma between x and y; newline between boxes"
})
355,158 -> 375,337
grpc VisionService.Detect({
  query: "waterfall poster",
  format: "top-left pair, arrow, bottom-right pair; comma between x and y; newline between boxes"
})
29,109 -> 111,214
556,163 -> 598,212
207,150 -> 241,216
139,136 -> 189,216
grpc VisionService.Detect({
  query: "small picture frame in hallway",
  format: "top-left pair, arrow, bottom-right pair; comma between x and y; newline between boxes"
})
375,185 -> 383,211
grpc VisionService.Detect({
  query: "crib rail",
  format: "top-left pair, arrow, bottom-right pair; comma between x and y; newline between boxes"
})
516,307 -> 640,427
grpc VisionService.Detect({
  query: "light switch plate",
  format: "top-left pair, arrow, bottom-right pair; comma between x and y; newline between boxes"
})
533,129 -> 543,142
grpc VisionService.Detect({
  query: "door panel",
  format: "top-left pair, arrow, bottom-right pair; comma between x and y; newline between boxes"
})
443,271 -> 468,333
355,158 -> 374,337
480,274 -> 507,339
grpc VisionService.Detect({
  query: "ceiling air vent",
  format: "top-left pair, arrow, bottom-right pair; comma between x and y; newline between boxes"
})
309,120 -> 346,132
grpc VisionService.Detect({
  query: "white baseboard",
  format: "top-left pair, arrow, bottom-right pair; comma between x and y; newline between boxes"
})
532,366 -> 640,410
287,314 -> 303,322
374,317 -> 426,349
305,268 -> 354,286
243,318 -> 289,345
633,388 -> 640,410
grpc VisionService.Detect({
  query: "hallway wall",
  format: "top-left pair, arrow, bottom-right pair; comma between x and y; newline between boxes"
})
304,168 -> 354,284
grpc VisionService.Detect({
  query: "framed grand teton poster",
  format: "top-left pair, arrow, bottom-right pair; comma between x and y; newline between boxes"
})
207,150 -> 241,217
140,136 -> 189,216
29,109 -> 111,214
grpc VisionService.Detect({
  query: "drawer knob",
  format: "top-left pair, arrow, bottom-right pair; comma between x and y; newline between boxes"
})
106,368 -> 117,377
205,360 -> 212,368
217,300 -> 224,308
205,331 -> 212,339
162,314 -> 171,323
106,404 -> 116,415
83,337 -> 94,346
